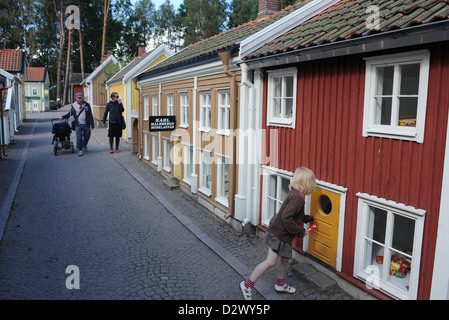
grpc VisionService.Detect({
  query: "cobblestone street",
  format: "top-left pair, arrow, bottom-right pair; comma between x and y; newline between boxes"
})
0,108 -> 356,305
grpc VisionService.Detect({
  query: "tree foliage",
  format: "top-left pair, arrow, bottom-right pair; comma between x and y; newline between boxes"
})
0,0 -> 303,101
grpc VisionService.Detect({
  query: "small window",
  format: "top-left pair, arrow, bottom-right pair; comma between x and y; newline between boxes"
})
180,93 -> 189,127
262,167 -> 291,226
143,95 -> 149,120
151,134 -> 158,165
363,51 -> 430,143
218,90 -> 230,135
267,68 -> 297,128
32,88 -> 38,96
152,94 -> 158,116
167,94 -> 174,116
215,155 -> 230,207
200,92 -> 211,131
199,150 -> 212,196
354,193 -> 425,300
163,138 -> 171,172
143,132 -> 150,160
183,145 -> 194,184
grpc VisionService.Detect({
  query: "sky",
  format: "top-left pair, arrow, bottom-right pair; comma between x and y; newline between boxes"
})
133,0 -> 184,10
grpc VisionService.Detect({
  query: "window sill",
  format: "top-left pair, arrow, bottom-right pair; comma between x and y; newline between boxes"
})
267,118 -> 295,129
198,187 -> 211,197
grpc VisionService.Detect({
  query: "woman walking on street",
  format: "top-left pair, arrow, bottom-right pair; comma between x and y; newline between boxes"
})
103,92 -> 124,153
240,167 -> 316,300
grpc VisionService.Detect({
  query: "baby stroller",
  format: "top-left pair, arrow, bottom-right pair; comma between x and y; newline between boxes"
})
51,119 -> 75,155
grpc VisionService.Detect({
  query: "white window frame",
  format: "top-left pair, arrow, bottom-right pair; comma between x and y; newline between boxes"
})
354,193 -> 425,300
167,93 -> 174,116
143,132 -> 150,160
198,149 -> 212,197
267,67 -> 297,128
200,91 -> 211,132
32,88 -> 38,96
143,95 -> 149,120
215,154 -> 230,207
183,144 -> 194,185
151,133 -> 158,165
180,92 -> 189,128
261,166 -> 294,227
217,89 -> 230,135
363,50 -> 430,143
163,138 -> 171,172
152,94 -> 158,116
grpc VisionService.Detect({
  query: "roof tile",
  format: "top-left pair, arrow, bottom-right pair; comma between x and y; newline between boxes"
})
246,0 -> 449,60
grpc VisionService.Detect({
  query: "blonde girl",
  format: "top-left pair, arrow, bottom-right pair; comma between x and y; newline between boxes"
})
240,167 -> 316,300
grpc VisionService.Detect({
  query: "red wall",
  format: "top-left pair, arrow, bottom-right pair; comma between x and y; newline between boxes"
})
261,42 -> 449,299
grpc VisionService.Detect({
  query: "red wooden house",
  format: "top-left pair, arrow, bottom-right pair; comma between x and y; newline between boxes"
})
238,0 -> 449,300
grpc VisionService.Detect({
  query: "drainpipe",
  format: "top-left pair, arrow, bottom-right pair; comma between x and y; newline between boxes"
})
218,51 -> 236,220
133,77 -> 142,158
191,76 -> 198,194
157,83 -> 162,172
240,63 -> 257,228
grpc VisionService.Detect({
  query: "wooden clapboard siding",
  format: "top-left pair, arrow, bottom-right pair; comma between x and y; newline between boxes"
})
261,42 -> 449,299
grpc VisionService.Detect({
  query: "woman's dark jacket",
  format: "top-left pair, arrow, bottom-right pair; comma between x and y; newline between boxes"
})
103,101 -> 124,124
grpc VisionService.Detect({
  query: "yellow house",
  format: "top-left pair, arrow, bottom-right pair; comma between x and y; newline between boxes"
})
106,45 -> 173,153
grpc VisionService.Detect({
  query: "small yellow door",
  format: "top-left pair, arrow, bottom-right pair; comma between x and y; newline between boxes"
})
174,138 -> 182,181
308,188 -> 340,268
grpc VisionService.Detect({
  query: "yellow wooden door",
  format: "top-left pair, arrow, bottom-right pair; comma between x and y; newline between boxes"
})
174,138 -> 182,181
308,188 -> 340,268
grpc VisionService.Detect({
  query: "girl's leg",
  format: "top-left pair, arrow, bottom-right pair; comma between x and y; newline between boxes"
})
240,248 -> 279,300
274,256 -> 296,293
248,248 -> 279,284
276,256 -> 290,280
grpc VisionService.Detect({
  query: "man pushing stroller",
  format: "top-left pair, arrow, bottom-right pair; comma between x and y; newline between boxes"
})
60,92 -> 95,156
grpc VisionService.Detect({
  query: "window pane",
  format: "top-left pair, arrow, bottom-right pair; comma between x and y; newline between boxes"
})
398,97 -> 417,127
280,178 -> 290,201
363,240 -> 384,279
267,198 -> 276,220
273,77 -> 281,97
223,162 -> 229,197
273,98 -> 281,118
392,214 -> 415,253
366,206 -> 387,244
400,64 -> 420,95
268,175 -> 277,198
376,66 -> 394,96
285,98 -> 293,118
374,97 -> 392,125
387,250 -> 412,292
285,76 -> 294,97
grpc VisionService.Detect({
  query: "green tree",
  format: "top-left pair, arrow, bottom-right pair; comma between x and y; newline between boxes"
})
176,0 -> 227,46
153,0 -> 182,51
228,0 -> 258,28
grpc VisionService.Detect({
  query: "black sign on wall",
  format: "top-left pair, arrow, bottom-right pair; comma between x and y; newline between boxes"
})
149,116 -> 176,131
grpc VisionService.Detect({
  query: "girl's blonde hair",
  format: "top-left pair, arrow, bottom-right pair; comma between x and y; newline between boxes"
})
289,167 -> 316,195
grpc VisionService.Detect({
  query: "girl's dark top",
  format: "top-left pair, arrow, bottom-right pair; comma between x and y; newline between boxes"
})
267,189 -> 307,244
103,100 -> 124,124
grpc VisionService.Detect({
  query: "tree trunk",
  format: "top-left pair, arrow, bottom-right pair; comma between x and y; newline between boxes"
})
79,0 -> 85,81
53,0 -> 65,105
101,0 -> 110,59
63,27 -> 72,105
